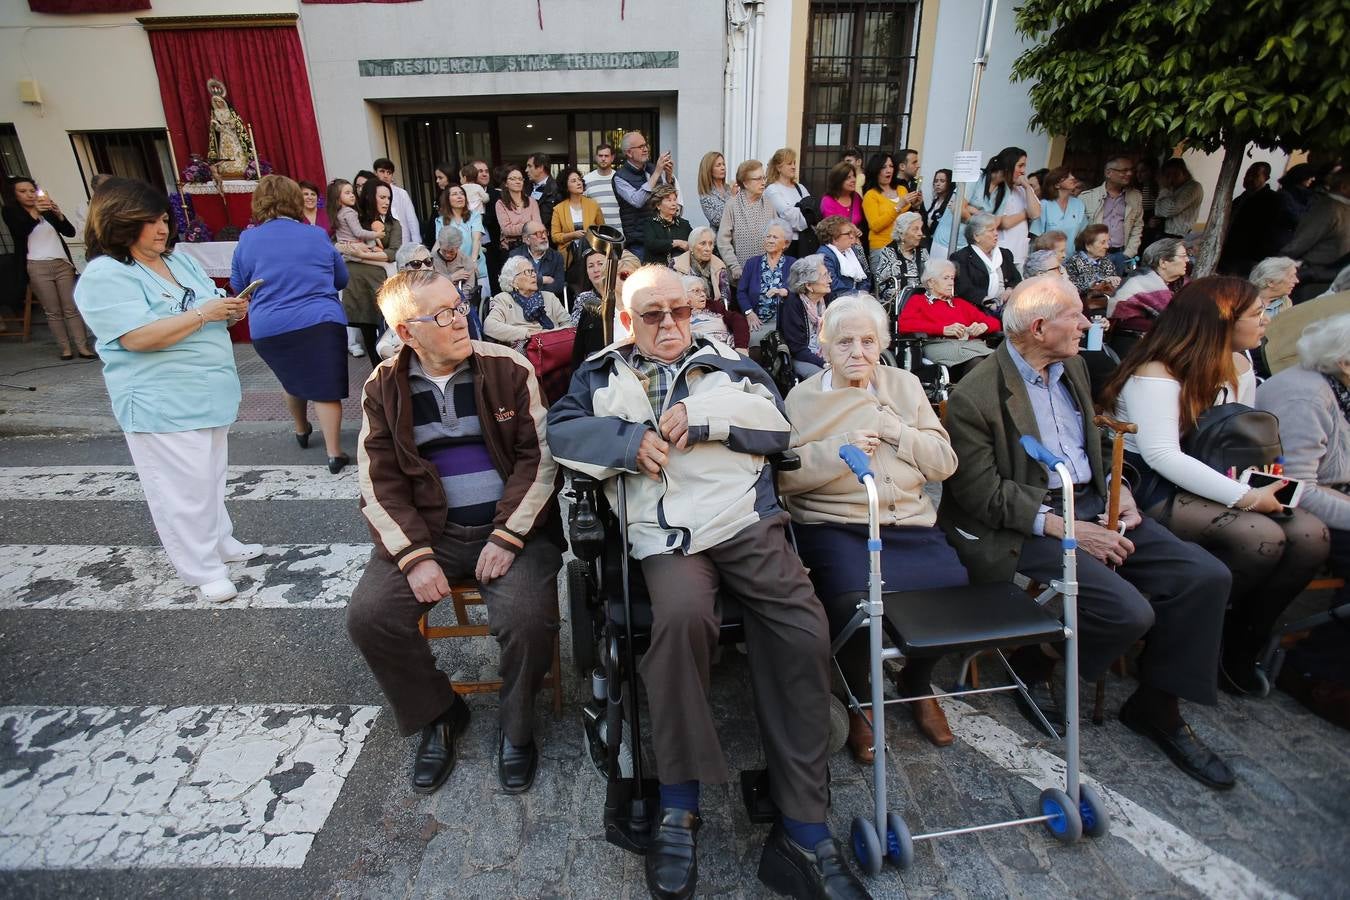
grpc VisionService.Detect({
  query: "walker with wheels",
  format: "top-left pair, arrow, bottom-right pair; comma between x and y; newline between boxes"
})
834,435 -> 1110,876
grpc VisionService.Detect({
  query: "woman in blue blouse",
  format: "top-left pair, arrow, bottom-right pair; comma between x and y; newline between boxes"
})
74,178 -> 256,604
1035,167 -> 1087,249
735,220 -> 796,347
232,175 -> 351,472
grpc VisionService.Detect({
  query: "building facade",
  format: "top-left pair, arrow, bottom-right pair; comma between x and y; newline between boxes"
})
0,0 -> 1057,258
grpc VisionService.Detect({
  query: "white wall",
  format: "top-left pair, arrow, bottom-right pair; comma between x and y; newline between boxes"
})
298,0 -> 726,223
0,1 -> 296,216
1181,145 -> 1290,226
917,0 -> 1048,184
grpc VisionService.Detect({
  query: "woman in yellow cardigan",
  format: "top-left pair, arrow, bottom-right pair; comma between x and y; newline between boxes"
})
550,167 -> 605,295
862,152 -> 921,252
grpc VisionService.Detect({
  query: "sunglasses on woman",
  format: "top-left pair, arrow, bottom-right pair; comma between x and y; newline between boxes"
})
404,257 -> 434,270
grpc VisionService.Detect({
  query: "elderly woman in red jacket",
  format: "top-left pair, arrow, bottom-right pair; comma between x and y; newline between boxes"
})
897,258 -> 1002,381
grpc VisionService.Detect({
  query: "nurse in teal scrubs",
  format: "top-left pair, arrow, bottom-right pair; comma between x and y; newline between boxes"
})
74,178 -> 258,603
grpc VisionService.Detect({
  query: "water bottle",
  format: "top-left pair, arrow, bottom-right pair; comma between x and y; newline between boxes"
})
1086,317 -> 1104,351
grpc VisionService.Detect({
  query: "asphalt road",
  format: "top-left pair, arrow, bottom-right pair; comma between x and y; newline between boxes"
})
1,429 -> 1347,899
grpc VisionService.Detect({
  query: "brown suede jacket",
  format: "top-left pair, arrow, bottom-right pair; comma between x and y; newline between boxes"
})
357,341 -> 561,572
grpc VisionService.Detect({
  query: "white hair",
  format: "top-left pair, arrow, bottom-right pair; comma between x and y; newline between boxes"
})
891,211 -> 923,243
819,292 -> 891,351
1296,313 -> 1350,374
965,212 -> 998,244
1002,275 -> 1076,337
620,264 -> 682,311
921,258 -> 955,284
679,274 -> 707,295
435,226 -> 463,250
688,225 -> 716,247
766,219 -> 793,240
500,254 -> 535,286
1249,256 -> 1298,292
395,242 -> 432,271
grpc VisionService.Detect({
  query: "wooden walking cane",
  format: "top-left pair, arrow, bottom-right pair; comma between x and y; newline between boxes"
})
1091,414 -> 1138,725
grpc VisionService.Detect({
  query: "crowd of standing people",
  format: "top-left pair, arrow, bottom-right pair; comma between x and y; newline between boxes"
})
0,133 -> 1346,899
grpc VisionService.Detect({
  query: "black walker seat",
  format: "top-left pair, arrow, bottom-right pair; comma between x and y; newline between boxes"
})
883,583 -> 1065,658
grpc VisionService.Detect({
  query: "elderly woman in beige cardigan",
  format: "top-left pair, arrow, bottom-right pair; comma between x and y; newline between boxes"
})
778,293 -> 968,762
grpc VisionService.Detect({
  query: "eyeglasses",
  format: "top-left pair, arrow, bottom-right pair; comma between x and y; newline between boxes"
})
176,286 -> 198,312
629,142 -> 649,152
636,305 -> 694,326
404,258 -> 434,270
406,304 -> 468,327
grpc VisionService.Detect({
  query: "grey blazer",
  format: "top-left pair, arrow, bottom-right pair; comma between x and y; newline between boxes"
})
937,343 -> 1108,583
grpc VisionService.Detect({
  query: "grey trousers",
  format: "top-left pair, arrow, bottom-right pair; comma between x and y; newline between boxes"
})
346,521 -> 561,744
639,512 -> 832,822
1016,492 -> 1229,706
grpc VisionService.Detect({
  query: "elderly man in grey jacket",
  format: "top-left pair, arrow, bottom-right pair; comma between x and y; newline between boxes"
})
547,265 -> 868,900
937,275 -> 1234,790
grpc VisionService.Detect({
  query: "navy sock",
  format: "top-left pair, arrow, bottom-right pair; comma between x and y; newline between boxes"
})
659,780 -> 700,812
781,815 -> 830,849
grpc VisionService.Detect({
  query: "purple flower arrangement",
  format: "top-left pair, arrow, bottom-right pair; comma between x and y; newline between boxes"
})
181,159 -> 213,184
243,158 -> 274,180
182,217 -> 214,243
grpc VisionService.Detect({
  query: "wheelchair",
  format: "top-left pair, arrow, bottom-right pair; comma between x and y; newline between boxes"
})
758,328 -> 801,400
562,453 -> 850,855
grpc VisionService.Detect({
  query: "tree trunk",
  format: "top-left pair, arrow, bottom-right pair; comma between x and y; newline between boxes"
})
1192,139 -> 1244,277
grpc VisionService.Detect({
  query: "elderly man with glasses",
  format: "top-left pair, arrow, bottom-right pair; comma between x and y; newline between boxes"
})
547,264 -> 870,900
506,219 -> 566,294
1079,156 -> 1144,275
347,269 -> 563,797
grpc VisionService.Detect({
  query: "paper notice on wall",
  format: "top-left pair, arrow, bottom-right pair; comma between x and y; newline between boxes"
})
814,123 -> 842,146
857,123 -> 882,145
953,151 -> 984,182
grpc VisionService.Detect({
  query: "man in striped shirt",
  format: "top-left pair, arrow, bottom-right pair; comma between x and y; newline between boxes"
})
583,143 -> 623,236
347,269 -> 562,796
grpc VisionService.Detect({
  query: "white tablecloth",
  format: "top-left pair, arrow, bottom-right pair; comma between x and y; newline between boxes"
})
174,241 -> 238,279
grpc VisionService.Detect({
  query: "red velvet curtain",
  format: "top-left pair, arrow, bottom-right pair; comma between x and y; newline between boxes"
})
147,26 -> 327,190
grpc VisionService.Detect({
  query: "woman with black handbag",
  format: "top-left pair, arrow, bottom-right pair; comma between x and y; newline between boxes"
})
1100,276 -> 1330,694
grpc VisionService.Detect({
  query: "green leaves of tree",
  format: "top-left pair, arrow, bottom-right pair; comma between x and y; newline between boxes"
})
1012,0 -> 1350,156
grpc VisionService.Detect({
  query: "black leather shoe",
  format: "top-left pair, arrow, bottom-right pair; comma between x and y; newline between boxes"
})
758,822 -> 871,899
327,453 -> 350,474
411,696 -> 470,794
1014,678 -> 1065,738
1119,696 -> 1236,790
497,730 -> 538,793
295,423 -> 313,449
645,807 -> 701,899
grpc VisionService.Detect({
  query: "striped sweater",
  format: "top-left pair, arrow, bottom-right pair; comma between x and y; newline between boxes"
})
357,341 -> 560,572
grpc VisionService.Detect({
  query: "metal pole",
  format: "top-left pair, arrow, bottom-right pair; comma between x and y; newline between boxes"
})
946,0 -> 999,253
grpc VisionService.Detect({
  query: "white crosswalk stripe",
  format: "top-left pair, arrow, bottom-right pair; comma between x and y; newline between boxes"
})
0,544 -> 370,611
0,704 -> 379,869
0,466 -> 358,502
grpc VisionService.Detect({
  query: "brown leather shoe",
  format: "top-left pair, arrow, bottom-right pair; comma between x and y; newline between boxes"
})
846,709 -> 875,763
910,697 -> 954,747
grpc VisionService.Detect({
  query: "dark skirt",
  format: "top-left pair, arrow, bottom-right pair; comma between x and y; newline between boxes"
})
795,521 -> 969,692
794,521 -> 969,601
252,321 -> 350,402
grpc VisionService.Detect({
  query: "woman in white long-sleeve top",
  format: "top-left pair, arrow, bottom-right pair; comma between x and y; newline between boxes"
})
1099,276 -> 1329,694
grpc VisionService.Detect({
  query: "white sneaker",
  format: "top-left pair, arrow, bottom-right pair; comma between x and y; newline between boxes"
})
222,543 -> 264,564
199,578 -> 238,603
348,344 -> 366,358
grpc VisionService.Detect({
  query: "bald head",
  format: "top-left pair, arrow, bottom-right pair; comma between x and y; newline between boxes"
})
620,265 -> 692,362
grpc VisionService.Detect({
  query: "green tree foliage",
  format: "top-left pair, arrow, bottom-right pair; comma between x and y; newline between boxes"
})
1012,0 -> 1350,273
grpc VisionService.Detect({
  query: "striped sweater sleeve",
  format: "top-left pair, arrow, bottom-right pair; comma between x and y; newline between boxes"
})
356,368 -> 435,572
